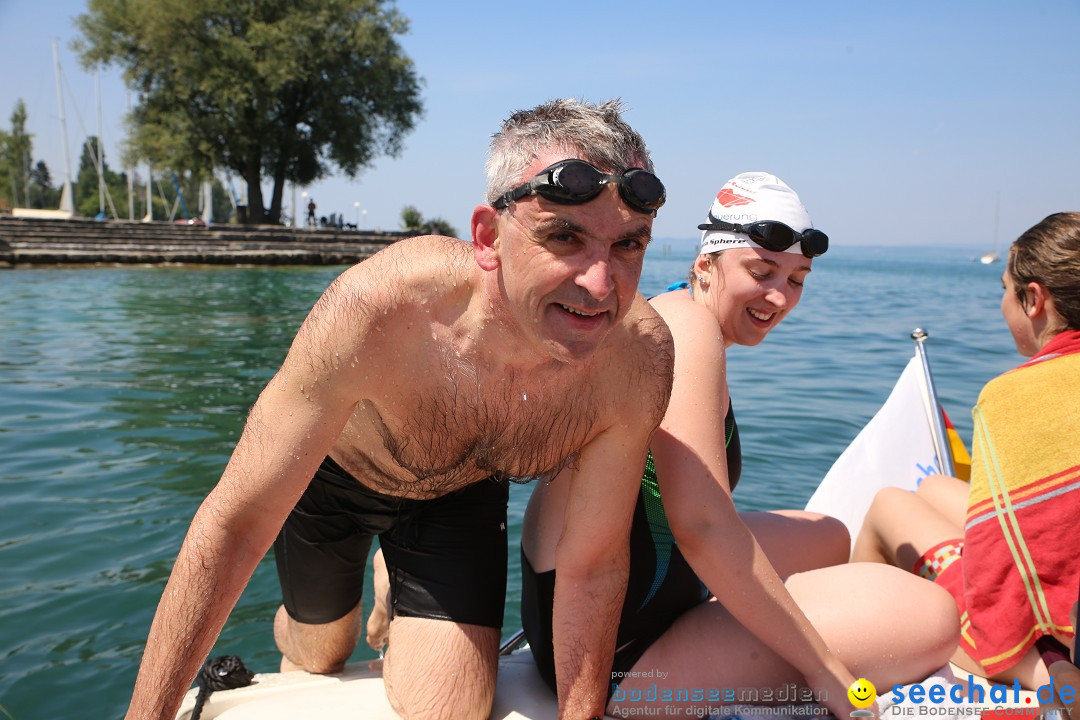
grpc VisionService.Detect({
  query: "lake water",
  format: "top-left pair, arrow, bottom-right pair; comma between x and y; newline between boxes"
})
0,245 -> 1018,717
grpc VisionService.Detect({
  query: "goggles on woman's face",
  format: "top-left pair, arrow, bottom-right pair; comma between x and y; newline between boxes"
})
697,215 -> 829,258
492,159 -> 666,216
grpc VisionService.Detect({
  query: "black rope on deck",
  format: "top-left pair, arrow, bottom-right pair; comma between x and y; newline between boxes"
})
190,655 -> 254,720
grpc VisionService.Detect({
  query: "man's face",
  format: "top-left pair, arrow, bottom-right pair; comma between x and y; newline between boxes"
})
491,151 -> 654,363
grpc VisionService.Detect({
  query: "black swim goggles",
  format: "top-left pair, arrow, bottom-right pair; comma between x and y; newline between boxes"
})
491,159 -> 666,215
697,213 -> 829,258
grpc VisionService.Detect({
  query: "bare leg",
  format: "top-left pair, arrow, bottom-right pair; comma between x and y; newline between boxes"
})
1046,660 -> 1080,717
852,487 -> 963,570
915,475 -> 970,528
1041,604 -> 1075,716
741,510 -> 851,575
383,616 -> 499,720
274,602 -> 361,674
1045,601 -> 1079,716
608,563 -> 959,718
951,642 -> 1055,690
366,547 -> 391,652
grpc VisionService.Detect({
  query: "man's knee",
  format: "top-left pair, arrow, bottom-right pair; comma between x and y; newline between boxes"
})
383,618 -> 498,719
274,603 -> 361,675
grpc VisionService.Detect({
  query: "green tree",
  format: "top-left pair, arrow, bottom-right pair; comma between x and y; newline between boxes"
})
74,135 -> 132,218
400,204 -> 423,231
1,100 -> 33,209
0,128 -> 10,211
29,161 -> 60,209
75,0 -> 423,225
400,204 -> 457,237
422,217 -> 457,237
155,171 -> 235,224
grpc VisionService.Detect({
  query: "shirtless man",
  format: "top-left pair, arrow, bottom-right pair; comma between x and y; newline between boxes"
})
124,99 -> 674,720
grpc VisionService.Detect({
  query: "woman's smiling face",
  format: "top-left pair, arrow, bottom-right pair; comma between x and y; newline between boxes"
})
701,247 -> 812,347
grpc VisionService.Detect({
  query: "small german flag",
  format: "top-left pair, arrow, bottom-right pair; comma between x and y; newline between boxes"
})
942,408 -> 972,481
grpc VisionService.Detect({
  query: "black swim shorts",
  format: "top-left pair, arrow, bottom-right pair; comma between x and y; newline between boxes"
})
273,455 -> 509,627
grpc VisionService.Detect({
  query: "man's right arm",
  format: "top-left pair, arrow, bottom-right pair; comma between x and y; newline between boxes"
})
125,269 -> 376,719
551,307 -> 674,719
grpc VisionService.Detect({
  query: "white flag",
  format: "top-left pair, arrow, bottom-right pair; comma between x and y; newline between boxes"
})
805,356 -> 946,549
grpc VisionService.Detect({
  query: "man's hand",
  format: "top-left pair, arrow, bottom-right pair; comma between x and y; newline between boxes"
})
805,661 -> 874,720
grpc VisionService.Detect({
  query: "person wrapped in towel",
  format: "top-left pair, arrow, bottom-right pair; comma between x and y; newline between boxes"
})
855,211 -> 1080,692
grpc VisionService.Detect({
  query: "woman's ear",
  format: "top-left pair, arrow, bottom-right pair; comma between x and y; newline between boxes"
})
1024,281 -> 1047,319
471,204 -> 501,271
693,254 -> 713,277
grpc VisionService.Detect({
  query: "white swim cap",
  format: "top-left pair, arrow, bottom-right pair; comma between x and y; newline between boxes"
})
699,172 -> 816,255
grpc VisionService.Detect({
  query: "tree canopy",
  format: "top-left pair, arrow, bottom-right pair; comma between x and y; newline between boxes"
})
400,204 -> 457,238
75,0 -> 423,225
0,100 -> 61,212
1,101 -> 32,210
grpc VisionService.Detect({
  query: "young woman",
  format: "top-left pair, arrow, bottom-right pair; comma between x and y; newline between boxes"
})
522,172 -> 960,718
855,212 -> 1080,695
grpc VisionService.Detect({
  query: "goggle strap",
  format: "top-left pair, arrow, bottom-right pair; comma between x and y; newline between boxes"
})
492,160 -> 665,215
493,183 -> 533,209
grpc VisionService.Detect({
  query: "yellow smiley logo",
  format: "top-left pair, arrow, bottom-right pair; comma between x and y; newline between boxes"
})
847,678 -> 877,709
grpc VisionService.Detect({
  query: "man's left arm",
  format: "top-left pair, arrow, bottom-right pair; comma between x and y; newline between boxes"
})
550,423 -> 647,719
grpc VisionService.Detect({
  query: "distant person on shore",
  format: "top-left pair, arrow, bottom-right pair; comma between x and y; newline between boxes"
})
519,173 -> 960,718
855,212 -> 1080,691
124,98 -> 675,720
306,198 -> 316,226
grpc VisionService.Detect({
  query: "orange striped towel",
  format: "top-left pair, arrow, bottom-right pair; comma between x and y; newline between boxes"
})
961,330 -> 1080,673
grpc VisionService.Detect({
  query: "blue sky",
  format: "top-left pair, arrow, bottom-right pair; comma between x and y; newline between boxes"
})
1,0 -> 1078,247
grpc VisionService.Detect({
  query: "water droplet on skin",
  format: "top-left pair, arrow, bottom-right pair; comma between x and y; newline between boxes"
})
522,393 -> 527,401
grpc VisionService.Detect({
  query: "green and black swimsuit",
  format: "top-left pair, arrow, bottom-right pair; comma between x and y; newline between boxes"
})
521,403 -> 741,695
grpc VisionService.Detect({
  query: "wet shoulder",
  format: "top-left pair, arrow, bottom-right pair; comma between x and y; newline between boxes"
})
328,235 -> 471,314
648,288 -> 724,346
606,294 -> 675,423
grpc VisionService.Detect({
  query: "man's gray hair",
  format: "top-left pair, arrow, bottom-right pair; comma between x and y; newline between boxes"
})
485,99 -> 655,205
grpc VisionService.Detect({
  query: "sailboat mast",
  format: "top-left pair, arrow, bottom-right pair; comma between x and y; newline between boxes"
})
126,92 -> 134,220
143,162 -> 153,222
52,38 -> 74,214
993,193 -> 1000,254
96,70 -> 105,217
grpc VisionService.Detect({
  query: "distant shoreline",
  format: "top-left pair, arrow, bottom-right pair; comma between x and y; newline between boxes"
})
0,216 -> 410,267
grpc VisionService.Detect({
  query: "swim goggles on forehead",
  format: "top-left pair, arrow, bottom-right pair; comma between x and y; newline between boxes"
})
491,159 -> 666,215
697,214 -> 829,258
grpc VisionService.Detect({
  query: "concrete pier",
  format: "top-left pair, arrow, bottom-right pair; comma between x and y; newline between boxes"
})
0,217 -> 411,267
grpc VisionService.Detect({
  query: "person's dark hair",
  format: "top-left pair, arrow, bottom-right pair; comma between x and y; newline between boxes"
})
1009,211 -> 1080,331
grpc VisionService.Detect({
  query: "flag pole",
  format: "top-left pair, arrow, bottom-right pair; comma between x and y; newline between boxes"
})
911,328 -> 956,477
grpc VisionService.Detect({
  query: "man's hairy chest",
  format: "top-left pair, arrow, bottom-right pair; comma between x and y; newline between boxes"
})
333,370 -> 601,498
